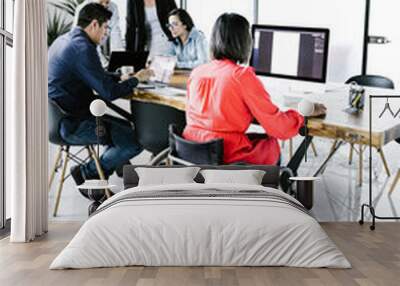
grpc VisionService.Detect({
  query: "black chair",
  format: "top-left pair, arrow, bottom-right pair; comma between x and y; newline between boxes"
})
345,75 -> 395,89
130,101 -> 186,165
167,124 -> 298,194
344,75 -> 395,184
168,124 -> 224,165
48,99 -> 106,216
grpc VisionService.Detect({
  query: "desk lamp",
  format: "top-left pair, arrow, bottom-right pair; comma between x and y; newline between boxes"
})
90,99 -> 107,158
77,99 -> 115,213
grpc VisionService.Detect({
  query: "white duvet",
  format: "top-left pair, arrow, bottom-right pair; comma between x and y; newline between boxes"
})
50,183 -> 351,269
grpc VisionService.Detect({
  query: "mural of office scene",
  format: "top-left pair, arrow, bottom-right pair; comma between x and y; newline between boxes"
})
48,0 -> 398,230
2,1 -> 400,285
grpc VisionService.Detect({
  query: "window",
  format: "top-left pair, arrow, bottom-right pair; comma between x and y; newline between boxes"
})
368,0 -> 400,87
186,0 -> 255,40
0,0 -> 13,232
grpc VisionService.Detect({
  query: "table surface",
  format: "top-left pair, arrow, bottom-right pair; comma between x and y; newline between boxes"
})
128,71 -> 400,148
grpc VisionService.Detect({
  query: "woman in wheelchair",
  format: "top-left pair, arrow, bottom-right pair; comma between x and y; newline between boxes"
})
183,13 -> 326,166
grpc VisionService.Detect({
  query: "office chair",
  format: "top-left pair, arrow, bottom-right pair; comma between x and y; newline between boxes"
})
345,75 -> 395,89
335,75 -> 395,185
168,124 -> 224,165
167,124 -> 298,194
48,99 -> 105,216
130,101 -> 186,165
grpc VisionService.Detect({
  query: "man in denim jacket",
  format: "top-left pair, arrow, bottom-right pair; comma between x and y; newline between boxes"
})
48,3 -> 152,185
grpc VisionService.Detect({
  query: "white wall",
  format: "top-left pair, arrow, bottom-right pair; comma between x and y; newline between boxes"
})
186,0 -> 255,39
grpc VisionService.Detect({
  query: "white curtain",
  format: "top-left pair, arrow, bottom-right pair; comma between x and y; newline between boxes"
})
8,0 -> 48,242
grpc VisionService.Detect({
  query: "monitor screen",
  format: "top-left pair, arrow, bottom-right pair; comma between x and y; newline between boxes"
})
250,25 -> 329,83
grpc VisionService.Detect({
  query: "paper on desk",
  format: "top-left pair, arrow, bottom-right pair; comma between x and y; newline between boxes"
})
155,87 -> 186,98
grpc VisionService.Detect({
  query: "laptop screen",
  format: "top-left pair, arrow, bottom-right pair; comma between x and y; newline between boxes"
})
108,51 -> 149,72
149,55 -> 177,84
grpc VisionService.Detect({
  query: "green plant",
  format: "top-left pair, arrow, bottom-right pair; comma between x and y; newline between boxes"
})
47,10 -> 71,47
50,0 -> 86,18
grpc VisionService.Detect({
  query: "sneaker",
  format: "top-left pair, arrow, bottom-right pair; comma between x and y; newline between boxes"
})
70,165 -> 85,186
115,161 -> 131,178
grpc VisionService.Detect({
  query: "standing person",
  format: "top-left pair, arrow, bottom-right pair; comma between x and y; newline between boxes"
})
126,0 -> 177,58
49,3 -> 153,185
167,8 -> 208,69
183,13 -> 326,165
74,0 -> 124,66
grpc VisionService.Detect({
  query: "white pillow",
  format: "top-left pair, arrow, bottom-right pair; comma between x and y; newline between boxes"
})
200,169 -> 266,185
135,167 -> 201,186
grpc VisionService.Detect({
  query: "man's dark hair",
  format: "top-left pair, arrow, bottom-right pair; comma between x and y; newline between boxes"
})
210,13 -> 252,64
168,8 -> 195,32
77,3 -> 112,29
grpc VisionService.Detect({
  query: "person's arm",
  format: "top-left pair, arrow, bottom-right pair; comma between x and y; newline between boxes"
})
176,32 -> 209,69
73,44 -> 138,101
237,68 -> 304,140
109,3 -> 125,50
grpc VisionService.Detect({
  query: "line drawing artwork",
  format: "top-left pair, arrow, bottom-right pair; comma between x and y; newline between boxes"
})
378,97 -> 400,118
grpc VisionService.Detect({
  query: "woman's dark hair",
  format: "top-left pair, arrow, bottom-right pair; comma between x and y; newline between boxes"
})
168,8 -> 195,32
210,13 -> 252,64
77,3 -> 112,29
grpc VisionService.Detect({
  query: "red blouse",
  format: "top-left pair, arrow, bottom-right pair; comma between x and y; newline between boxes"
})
183,59 -> 304,165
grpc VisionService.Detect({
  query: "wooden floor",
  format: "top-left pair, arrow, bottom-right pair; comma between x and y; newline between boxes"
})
0,222 -> 399,286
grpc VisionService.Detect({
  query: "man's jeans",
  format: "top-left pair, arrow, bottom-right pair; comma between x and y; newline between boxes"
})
60,115 -> 143,178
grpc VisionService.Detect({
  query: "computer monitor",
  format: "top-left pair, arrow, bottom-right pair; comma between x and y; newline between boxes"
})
250,25 -> 329,83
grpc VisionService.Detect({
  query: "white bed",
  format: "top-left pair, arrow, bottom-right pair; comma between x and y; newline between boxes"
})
50,182 -> 350,269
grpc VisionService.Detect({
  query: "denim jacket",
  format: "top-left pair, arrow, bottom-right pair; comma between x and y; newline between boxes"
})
170,28 -> 209,69
48,27 -> 138,117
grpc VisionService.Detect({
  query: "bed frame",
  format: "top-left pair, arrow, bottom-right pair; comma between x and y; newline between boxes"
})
123,165 -> 280,190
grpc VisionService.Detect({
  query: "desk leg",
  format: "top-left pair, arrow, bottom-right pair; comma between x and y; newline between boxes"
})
349,143 -> 354,165
377,147 -> 391,177
389,169 -> 400,194
321,139 -> 338,174
358,144 -> 363,186
313,141 -> 344,177
287,136 -> 313,175
311,142 -> 318,157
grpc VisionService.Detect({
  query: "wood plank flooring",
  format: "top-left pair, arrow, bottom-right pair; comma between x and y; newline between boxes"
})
1,222 -> 399,286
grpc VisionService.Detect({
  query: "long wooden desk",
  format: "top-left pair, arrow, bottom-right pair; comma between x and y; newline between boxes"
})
128,72 -> 400,149
128,73 -> 400,186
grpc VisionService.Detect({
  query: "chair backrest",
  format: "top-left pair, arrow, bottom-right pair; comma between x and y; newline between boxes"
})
169,124 -> 224,165
123,164 -> 280,190
131,101 -> 186,155
48,99 -> 69,145
345,75 -> 395,89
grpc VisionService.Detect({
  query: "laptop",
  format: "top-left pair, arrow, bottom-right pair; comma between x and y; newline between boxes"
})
137,55 -> 178,89
107,51 -> 149,72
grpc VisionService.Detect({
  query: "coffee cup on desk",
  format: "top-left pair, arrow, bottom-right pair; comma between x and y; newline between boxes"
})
117,66 -> 135,76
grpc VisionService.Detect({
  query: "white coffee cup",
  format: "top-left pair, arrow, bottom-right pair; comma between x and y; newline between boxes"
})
117,66 -> 134,76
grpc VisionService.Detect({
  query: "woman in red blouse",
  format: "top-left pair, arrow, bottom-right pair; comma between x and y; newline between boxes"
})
183,13 -> 326,165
